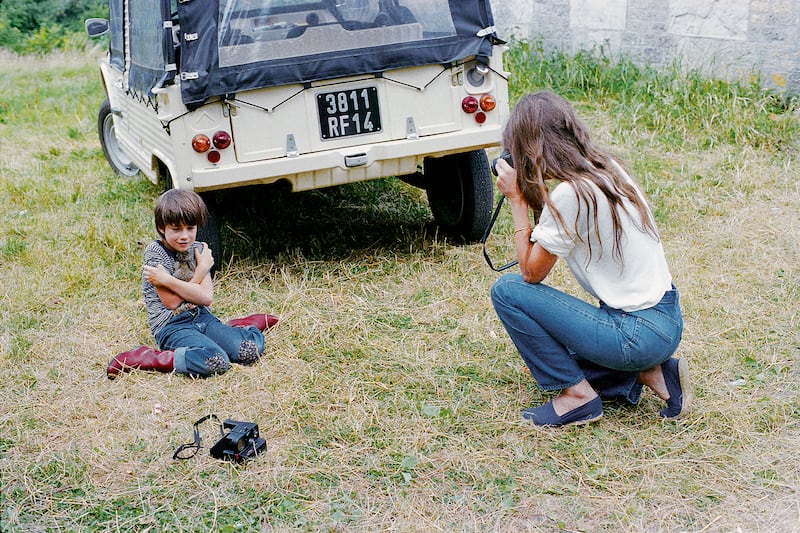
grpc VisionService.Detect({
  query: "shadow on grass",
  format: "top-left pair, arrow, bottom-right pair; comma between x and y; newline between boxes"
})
204,178 -> 446,264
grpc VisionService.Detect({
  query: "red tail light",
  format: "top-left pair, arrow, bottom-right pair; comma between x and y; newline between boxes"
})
213,131 -> 231,149
463,94 -> 496,124
461,96 -> 479,114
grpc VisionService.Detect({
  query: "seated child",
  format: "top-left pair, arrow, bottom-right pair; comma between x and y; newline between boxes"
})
107,189 -> 278,379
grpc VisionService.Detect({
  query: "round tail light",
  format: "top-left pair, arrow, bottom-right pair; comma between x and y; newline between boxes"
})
479,94 -> 496,112
461,96 -> 479,114
475,111 -> 487,124
213,131 -> 231,149
207,150 -> 221,164
192,134 -> 211,153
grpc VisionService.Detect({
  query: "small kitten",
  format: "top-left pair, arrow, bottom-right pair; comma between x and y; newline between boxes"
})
173,250 -> 196,281
172,248 -> 197,316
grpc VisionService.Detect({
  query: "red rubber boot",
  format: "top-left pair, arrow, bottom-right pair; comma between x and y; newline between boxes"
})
107,346 -> 175,379
226,314 -> 279,332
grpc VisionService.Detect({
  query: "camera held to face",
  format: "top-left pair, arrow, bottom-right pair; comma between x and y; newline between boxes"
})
491,150 -> 513,176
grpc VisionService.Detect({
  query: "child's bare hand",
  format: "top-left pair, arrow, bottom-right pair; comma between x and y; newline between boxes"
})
143,264 -> 172,286
195,242 -> 214,272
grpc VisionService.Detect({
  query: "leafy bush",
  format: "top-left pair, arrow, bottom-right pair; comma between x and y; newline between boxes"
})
0,0 -> 106,53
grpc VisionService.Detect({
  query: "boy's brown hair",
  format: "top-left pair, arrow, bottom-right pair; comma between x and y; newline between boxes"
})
154,189 -> 208,237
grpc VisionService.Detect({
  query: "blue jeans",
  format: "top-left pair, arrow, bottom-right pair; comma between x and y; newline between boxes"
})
155,307 -> 265,378
491,274 -> 683,405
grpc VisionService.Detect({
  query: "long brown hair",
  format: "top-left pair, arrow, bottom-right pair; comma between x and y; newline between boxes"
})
503,92 -> 659,263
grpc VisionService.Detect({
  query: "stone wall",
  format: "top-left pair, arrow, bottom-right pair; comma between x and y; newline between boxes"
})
491,0 -> 800,94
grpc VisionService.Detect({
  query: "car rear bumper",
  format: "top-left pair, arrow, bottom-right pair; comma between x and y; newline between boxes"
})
187,124 -> 503,192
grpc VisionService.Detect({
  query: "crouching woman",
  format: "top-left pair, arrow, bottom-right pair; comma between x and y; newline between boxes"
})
490,92 -> 689,427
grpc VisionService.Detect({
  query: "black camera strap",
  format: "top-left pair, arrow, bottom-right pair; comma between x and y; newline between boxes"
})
172,414 -> 223,460
481,195 -> 519,272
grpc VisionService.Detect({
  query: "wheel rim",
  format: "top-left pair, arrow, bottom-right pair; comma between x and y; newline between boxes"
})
102,114 -> 138,176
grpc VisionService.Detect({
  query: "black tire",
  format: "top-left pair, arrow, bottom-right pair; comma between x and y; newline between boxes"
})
97,98 -> 139,177
197,197 -> 223,275
425,150 -> 493,242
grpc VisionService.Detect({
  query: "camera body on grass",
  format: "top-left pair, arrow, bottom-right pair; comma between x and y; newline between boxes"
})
209,419 -> 266,462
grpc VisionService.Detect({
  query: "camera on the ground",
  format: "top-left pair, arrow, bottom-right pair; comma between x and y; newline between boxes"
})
209,419 -> 266,462
491,150 -> 513,176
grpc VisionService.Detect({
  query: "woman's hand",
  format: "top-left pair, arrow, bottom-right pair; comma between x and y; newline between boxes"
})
494,158 -> 523,203
494,155 -> 558,283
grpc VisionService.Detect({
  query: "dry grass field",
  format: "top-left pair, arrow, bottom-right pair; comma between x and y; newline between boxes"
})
1,48 -> 799,531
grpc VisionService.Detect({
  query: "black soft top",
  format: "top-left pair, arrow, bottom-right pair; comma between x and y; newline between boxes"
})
120,0 -> 501,110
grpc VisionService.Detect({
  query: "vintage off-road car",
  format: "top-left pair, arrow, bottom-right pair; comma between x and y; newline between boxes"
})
86,0 -> 509,250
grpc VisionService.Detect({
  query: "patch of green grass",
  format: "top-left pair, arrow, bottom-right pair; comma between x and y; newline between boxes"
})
506,39 -> 799,154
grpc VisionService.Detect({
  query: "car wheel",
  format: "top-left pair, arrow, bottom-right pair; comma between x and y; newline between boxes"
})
98,98 -> 139,177
424,150 -> 493,242
197,195 -> 223,275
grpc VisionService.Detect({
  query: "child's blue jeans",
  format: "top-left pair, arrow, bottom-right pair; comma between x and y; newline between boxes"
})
156,307 -> 265,378
491,274 -> 683,405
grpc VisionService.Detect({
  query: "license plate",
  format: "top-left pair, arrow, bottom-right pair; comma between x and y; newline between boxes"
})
317,86 -> 382,140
